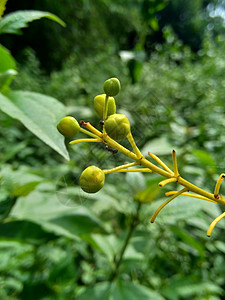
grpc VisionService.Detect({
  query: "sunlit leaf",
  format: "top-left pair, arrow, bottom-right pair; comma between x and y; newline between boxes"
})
0,10 -> 66,35
0,44 -> 16,73
0,91 -> 69,160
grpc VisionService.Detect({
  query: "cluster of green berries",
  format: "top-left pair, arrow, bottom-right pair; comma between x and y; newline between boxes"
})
57,77 -> 131,193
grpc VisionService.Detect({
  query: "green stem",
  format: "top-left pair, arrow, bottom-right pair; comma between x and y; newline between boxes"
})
127,131 -> 143,159
109,201 -> 141,281
103,95 -> 109,135
79,127 -> 99,138
103,162 -> 138,174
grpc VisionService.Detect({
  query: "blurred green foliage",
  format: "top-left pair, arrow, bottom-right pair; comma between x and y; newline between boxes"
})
1,0 -> 225,299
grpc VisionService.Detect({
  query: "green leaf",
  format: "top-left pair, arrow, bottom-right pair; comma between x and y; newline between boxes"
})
0,69 -> 17,93
0,10 -> 66,35
49,213 -> 106,238
83,234 -> 115,261
126,172 -> 146,194
13,181 -> 43,197
170,226 -> 205,257
10,190 -> 107,239
77,280 -> 165,300
134,184 -> 160,203
148,196 -> 205,224
1,165 -> 46,197
0,91 -> 69,160
0,44 -> 16,72
192,149 -> 217,172
0,220 -> 57,244
142,136 -> 174,156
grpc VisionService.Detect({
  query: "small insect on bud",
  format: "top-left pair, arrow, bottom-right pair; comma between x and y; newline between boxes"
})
80,166 -> 105,193
57,116 -> 80,138
103,78 -> 121,96
94,94 -> 116,118
105,113 -> 130,140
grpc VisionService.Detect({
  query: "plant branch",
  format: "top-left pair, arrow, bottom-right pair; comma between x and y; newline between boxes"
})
71,120 -> 225,236
109,201 -> 141,281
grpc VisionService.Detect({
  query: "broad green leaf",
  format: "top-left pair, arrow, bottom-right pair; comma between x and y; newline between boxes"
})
192,149 -> 217,172
1,165 -> 46,198
0,0 -> 8,19
0,142 -> 26,163
0,44 -> 16,72
170,226 -> 205,257
141,136 -> 174,156
126,172 -> 146,194
13,181 -> 43,197
0,10 -> 66,35
0,91 -> 69,160
0,220 -> 57,244
215,240 -> 225,253
123,244 -> 145,262
10,189 -> 107,239
0,69 -> 17,93
83,234 -> 115,261
49,213 -> 106,238
134,184 -> 160,203
147,196 -> 205,224
77,280 -> 165,300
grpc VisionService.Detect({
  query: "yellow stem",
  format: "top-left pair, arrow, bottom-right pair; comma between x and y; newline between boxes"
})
104,133 -> 225,205
102,95 -> 109,135
177,177 -> 225,205
139,157 -> 173,178
115,168 -> 152,173
172,150 -> 179,176
207,212 -> 225,237
103,95 -> 109,121
103,135 -> 139,161
79,127 -> 99,138
214,173 -> 225,198
151,187 -> 188,223
127,131 -> 143,159
148,152 -> 173,174
69,138 -> 101,145
165,191 -> 217,204
103,162 -> 138,174
159,178 -> 177,187
81,121 -> 103,138
76,122 -> 225,214
104,135 -> 175,178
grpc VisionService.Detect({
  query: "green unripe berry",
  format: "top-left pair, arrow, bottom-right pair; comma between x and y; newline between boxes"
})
80,166 -> 105,193
57,116 -> 80,138
94,94 -> 116,118
104,78 -> 121,96
105,113 -> 130,140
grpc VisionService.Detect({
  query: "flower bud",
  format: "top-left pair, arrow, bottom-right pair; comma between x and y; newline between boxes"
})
80,166 -> 105,193
57,116 -> 80,138
105,113 -> 130,140
104,78 -> 121,96
94,94 -> 116,118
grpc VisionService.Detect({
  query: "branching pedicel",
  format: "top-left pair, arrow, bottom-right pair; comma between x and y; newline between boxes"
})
57,78 -> 225,237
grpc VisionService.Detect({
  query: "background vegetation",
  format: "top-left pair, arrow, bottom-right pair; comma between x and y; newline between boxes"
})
1,0 -> 225,299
